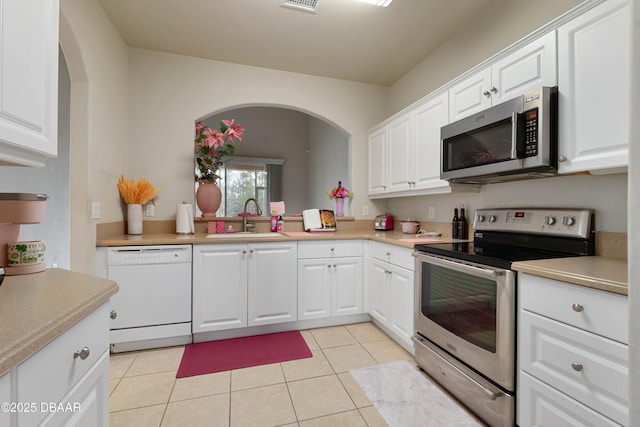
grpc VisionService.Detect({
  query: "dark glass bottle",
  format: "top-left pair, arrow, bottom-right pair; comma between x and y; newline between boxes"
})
457,205 -> 468,239
452,208 -> 459,239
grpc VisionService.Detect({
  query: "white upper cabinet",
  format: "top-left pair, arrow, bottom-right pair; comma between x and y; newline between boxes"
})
412,92 -> 450,191
557,0 -> 630,174
367,127 -> 387,195
449,31 -> 557,122
386,113 -> 413,193
0,0 -> 59,167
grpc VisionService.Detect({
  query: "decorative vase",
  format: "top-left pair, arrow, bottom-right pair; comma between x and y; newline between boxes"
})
196,181 -> 222,217
335,198 -> 344,217
127,204 -> 143,235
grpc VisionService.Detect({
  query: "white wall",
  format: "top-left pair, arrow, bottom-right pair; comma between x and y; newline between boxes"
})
126,48 -> 387,222
60,0 -> 129,274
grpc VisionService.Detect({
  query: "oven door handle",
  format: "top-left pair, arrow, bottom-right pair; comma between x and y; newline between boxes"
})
412,335 -> 503,401
415,252 -> 505,279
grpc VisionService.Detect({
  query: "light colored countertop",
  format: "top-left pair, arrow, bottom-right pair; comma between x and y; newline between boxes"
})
0,269 -> 118,377
512,256 -> 628,296
96,229 -> 455,249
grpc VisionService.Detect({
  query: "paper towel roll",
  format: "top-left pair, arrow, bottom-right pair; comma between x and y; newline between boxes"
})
176,203 -> 194,234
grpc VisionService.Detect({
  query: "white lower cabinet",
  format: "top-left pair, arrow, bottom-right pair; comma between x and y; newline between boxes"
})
298,241 -> 363,320
368,242 -> 415,352
518,273 -> 628,426
193,242 -> 297,333
1,303 -> 111,427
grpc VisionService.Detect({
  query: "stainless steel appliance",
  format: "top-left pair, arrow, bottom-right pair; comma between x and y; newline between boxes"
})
374,214 -> 394,231
413,208 -> 595,427
441,86 -> 558,184
107,245 -> 192,352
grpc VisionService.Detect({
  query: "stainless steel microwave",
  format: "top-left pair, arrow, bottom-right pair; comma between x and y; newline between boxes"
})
440,86 -> 558,184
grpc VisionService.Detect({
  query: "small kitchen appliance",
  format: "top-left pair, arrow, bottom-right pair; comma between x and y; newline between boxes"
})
413,207 -> 595,427
374,214 -> 394,231
0,193 -> 47,275
441,86 -> 558,184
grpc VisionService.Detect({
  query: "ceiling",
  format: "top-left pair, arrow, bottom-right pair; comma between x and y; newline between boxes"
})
96,0 -> 493,86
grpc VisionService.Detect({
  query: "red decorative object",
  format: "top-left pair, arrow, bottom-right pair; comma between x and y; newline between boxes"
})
176,331 -> 312,378
195,181 -> 222,217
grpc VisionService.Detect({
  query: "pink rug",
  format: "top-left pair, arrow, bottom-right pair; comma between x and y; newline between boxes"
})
176,331 -> 312,378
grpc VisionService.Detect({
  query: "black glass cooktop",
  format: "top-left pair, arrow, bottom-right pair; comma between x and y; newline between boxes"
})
415,241 -> 586,270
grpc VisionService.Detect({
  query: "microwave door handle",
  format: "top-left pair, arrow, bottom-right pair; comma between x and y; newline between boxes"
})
511,112 -> 518,159
416,253 -> 504,280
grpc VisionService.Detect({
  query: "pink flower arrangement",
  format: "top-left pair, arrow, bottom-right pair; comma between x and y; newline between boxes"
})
195,119 -> 244,182
327,181 -> 353,199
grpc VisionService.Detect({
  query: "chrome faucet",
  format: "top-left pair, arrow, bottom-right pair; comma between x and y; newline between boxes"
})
242,198 -> 262,232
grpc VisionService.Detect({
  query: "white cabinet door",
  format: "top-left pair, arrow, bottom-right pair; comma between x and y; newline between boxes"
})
491,31 -> 557,105
298,259 -> 332,320
413,92 -> 449,191
386,114 -> 413,193
332,257 -> 363,317
388,264 -> 414,349
41,351 -> 110,427
0,0 -> 59,166
449,32 -> 557,122
0,372 -> 10,427
369,258 -> 390,325
449,67 -> 492,122
192,244 -> 248,332
248,242 -> 298,326
367,127 -> 387,195
557,0 -> 630,174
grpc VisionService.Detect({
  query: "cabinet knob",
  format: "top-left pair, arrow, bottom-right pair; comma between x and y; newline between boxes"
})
73,347 -> 91,360
490,86 -> 498,93
572,303 -> 584,312
110,310 -> 117,319
333,264 -> 337,268
386,251 -> 391,256
483,90 -> 491,97
242,250 -> 247,254
327,264 -> 332,268
250,249 -> 254,254
558,155 -> 567,162
571,362 -> 583,372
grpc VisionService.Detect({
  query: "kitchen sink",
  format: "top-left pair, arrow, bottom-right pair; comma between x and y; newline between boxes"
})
206,232 -> 284,238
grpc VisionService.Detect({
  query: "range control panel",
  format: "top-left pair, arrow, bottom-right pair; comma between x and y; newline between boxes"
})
473,208 -> 593,238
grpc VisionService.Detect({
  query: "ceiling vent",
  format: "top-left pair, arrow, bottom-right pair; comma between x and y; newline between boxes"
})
280,0 -> 320,14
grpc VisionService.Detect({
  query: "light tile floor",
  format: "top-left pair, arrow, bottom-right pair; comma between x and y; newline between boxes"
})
108,322 -> 412,427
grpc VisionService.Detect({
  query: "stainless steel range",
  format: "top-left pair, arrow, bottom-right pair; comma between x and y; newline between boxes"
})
413,208 -> 595,427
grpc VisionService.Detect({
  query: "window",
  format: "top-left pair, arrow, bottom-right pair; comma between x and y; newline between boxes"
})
195,157 -> 283,217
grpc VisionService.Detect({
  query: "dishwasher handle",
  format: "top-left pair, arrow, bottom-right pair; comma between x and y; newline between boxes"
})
107,245 -> 192,265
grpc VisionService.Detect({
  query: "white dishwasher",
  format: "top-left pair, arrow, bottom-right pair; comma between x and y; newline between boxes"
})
107,245 -> 192,352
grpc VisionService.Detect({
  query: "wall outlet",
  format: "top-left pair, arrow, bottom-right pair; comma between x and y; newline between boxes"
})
91,202 -> 101,219
362,205 -> 369,216
145,203 -> 155,217
428,206 -> 435,219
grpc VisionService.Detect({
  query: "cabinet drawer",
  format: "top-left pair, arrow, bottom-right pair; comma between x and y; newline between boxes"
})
298,240 -> 362,259
369,242 -> 414,270
520,273 -> 628,343
17,303 -> 109,426
519,372 -> 622,427
520,310 -> 628,425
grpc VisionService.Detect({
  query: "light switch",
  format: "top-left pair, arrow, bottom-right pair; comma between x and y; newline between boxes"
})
91,202 -> 101,219
145,203 -> 155,217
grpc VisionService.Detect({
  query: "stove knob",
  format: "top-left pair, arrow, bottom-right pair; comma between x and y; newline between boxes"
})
563,216 -> 576,226
544,216 -> 556,225
488,215 -> 497,223
477,215 -> 486,222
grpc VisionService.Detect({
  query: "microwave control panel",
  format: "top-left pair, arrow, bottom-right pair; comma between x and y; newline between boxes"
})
523,108 -> 538,157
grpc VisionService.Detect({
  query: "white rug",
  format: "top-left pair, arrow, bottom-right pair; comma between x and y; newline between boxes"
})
350,360 -> 486,427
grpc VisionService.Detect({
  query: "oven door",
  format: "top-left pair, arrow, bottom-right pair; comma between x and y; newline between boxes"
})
414,252 -> 515,391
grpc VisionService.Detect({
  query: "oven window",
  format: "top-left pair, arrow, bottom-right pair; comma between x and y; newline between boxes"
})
421,263 -> 497,353
443,118 -> 513,171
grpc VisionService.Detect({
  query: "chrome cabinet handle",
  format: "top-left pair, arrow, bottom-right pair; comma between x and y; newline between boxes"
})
249,249 -> 254,254
571,362 -> 583,372
483,90 -> 491,97
559,155 -> 567,162
73,347 -> 90,360
242,250 -> 247,254
327,264 -> 332,268
572,303 -> 584,312
110,310 -> 117,319
490,86 -> 498,93
333,264 -> 337,268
